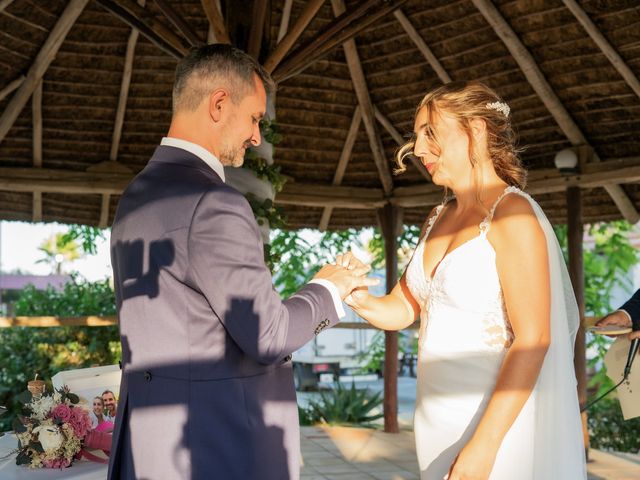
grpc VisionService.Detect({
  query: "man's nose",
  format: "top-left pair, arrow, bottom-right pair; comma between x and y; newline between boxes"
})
251,124 -> 261,146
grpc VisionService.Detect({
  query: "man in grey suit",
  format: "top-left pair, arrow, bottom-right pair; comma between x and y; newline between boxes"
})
108,44 -> 375,479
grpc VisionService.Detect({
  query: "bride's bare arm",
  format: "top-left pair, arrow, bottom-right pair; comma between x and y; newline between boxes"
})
448,193 -> 551,479
346,274 -> 420,330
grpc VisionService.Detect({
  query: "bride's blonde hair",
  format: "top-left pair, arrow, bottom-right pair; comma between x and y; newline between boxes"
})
395,81 -> 526,190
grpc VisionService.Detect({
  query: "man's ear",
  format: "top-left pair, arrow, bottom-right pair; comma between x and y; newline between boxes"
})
209,89 -> 228,122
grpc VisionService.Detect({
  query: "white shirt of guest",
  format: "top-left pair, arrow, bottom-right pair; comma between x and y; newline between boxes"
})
158,137 -> 345,319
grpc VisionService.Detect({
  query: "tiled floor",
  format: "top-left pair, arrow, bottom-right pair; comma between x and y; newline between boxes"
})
300,425 -> 640,480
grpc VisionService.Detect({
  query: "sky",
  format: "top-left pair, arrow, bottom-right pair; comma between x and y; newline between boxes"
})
0,221 -> 113,281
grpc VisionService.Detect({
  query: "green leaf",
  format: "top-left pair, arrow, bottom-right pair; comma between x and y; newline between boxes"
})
12,417 -> 27,433
16,451 -> 31,465
15,391 -> 32,405
29,441 -> 44,453
66,393 -> 79,404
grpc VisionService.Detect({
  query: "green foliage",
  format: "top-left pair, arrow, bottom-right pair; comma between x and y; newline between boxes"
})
367,225 -> 421,275
305,382 -> 383,426
356,331 -> 387,375
14,275 -> 115,317
298,404 -> 321,426
1,277 -> 119,432
242,156 -> 287,194
587,397 -> 640,452
36,233 -> 83,275
269,229 -> 362,297
61,225 -> 107,256
259,118 -> 283,146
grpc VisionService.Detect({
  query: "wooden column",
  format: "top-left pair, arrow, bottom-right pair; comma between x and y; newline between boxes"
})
567,186 -> 589,459
377,203 -> 402,433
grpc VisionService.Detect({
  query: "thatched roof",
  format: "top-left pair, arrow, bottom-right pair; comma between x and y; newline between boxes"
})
0,0 -> 639,230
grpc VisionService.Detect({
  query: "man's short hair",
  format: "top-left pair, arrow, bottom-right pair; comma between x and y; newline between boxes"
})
102,390 -> 115,397
172,44 -> 275,113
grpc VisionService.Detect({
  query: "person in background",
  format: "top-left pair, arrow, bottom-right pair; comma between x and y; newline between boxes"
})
102,390 -> 117,422
90,396 -> 106,429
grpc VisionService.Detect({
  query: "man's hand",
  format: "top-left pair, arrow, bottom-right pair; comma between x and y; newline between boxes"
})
596,310 -> 633,338
313,252 -> 379,299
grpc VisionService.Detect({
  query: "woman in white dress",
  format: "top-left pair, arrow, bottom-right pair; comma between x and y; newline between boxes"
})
341,82 -> 586,479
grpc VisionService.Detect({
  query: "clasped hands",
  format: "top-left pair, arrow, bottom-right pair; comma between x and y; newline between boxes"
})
596,311 -> 640,341
312,251 -> 378,304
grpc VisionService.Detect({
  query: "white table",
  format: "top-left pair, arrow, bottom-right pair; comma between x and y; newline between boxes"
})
0,433 -> 107,480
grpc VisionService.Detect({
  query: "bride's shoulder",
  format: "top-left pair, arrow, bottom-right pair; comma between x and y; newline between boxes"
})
490,190 -> 543,241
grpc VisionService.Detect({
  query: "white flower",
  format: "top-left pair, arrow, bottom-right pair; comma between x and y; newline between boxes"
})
29,396 -> 55,421
33,425 -> 64,452
486,101 -> 510,117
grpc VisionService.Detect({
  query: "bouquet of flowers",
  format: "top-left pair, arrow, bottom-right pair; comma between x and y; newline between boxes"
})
12,383 -> 109,468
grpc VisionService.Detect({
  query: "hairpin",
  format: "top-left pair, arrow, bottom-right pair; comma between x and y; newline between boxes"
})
486,101 -> 510,117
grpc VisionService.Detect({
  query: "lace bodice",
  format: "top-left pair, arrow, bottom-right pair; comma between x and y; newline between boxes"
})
406,186 -> 522,352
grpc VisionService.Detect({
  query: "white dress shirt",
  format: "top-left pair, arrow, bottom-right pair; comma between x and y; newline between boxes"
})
159,137 -> 345,319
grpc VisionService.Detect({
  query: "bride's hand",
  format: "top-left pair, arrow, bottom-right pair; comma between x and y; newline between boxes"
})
445,440 -> 497,480
334,251 -> 371,274
344,286 -> 369,309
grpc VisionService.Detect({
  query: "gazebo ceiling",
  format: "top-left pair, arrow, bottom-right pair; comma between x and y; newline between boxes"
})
0,0 -> 639,230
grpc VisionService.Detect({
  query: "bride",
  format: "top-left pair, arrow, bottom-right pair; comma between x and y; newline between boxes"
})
340,82 -> 586,479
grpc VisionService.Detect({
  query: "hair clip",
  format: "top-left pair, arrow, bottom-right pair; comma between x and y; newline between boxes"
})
486,101 -> 510,117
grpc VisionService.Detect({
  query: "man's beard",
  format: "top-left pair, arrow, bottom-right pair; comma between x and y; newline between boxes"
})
220,143 -> 247,167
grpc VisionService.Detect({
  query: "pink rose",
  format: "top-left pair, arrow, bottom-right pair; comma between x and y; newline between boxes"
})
68,407 -> 91,439
42,457 -> 71,469
50,404 -> 72,423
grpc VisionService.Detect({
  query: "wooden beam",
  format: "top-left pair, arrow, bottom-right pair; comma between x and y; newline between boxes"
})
201,0 -> 230,44
331,0 -> 394,196
0,0 -> 89,144
154,0 -> 203,47
278,183 -> 386,209
373,106 -> 431,181
1,157 -> 638,209
377,203 -> 403,433
393,9 -> 451,84
566,186 -> 589,457
32,80 -> 43,222
111,32 -> 138,162
319,106 -> 362,230
0,0 -> 16,14
563,0 -> 640,99
471,0 -> 639,223
0,315 -> 117,327
276,0 -> 294,43
0,75 -> 24,102
273,0 -> 409,82
95,0 -> 187,58
264,0 -> 326,73
247,0 -> 268,59
99,193 -> 110,228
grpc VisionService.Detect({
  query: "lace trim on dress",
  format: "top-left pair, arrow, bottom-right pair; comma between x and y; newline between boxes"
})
479,185 -> 521,234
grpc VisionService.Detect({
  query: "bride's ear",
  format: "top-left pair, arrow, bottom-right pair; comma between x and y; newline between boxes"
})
470,118 -> 486,140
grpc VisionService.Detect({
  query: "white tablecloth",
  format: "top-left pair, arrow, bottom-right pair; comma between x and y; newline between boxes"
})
0,433 -> 107,480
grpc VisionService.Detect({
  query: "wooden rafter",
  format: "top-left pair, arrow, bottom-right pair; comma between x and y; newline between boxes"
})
247,0 -> 268,59
0,0 -> 89,144
32,80 -> 43,222
472,0 -> 640,224
264,0 -> 326,73
273,0 -> 409,82
0,0 -> 15,14
276,0 -> 294,44
319,106 -> 362,230
331,0 -> 393,196
0,75 -> 24,102
1,158 -> 640,209
154,0 -> 203,47
393,10 -> 451,84
563,0 -> 640,99
201,0 -> 230,44
373,106 -> 430,181
95,0 -> 187,58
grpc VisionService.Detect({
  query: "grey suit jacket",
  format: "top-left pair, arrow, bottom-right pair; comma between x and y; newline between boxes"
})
108,145 -> 339,480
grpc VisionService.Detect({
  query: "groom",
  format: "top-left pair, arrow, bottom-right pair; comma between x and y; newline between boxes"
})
108,44 -> 375,480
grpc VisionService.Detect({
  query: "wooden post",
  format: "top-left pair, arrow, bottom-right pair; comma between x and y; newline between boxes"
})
377,203 -> 402,433
567,186 -> 589,459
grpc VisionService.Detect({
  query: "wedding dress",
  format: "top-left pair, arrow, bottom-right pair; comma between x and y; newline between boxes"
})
406,186 -> 586,479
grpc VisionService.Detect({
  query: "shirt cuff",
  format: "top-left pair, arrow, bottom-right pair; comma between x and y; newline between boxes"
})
309,279 -> 346,319
616,309 -> 633,325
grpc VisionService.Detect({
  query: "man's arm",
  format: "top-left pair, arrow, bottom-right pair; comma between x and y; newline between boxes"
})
188,187 -> 370,364
619,289 -> 640,331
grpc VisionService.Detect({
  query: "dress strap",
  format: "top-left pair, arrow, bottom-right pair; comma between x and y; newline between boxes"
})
420,195 -> 454,243
479,186 -> 522,234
